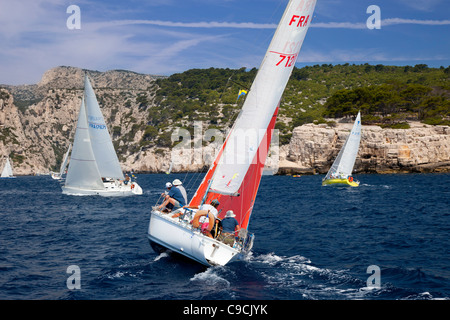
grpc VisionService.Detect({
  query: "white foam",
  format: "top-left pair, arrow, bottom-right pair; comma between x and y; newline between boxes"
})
153,252 -> 169,262
190,267 -> 230,288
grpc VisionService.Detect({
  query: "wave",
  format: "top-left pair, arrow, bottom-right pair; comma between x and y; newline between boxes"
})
234,252 -> 449,300
190,267 -> 231,288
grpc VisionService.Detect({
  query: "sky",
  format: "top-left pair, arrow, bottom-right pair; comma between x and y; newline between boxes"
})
0,0 -> 449,85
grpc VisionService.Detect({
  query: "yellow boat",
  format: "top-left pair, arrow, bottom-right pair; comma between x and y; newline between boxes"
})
323,112 -> 362,188
322,177 -> 359,187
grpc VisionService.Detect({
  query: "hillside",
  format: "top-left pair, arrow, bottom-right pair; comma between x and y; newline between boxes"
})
0,64 -> 449,175
148,64 -> 450,144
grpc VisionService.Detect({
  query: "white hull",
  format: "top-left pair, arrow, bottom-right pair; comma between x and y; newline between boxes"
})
62,181 -> 142,196
51,172 -> 62,180
147,210 -> 253,266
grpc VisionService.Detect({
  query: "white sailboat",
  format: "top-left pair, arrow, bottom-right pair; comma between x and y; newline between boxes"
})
1,157 -> 15,178
51,144 -> 71,180
147,0 -> 316,266
322,111 -> 362,187
62,75 -> 143,196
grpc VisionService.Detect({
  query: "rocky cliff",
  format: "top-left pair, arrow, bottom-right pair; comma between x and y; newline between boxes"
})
281,121 -> 450,174
1,66 -> 449,175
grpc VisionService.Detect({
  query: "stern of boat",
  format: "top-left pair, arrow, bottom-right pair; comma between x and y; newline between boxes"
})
147,209 -> 253,266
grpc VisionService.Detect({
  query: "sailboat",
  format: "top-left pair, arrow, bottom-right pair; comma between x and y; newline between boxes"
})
51,144 -> 71,180
62,76 -> 143,196
165,161 -> 173,175
322,111 -> 362,187
147,0 -> 316,266
1,157 -> 15,178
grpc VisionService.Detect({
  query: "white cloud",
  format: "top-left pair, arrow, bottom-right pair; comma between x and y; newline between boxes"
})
382,18 -> 450,26
90,17 -> 450,31
89,19 -> 277,30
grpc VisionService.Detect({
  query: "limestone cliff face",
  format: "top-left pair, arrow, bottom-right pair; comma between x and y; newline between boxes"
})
1,66 -> 449,175
281,122 -> 450,174
0,88 -> 33,174
1,66 -> 162,175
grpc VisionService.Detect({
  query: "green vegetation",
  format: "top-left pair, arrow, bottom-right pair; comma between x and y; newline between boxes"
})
144,64 -> 448,146
134,67 -> 257,148
0,127 -> 19,145
286,63 -> 449,129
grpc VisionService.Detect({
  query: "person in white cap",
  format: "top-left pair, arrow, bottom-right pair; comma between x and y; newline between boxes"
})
172,179 -> 187,205
218,210 -> 240,246
159,182 -> 173,212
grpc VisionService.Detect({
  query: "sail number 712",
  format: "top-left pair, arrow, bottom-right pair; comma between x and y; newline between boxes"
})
271,51 -> 298,67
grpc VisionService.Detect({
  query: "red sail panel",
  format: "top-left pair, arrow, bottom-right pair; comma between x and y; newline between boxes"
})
190,106 -> 279,230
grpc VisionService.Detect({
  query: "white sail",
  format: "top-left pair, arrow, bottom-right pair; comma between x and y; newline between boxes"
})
210,0 -> 316,195
84,76 -> 124,180
64,96 -> 104,190
59,143 -> 72,176
326,112 -> 361,179
1,157 -> 14,177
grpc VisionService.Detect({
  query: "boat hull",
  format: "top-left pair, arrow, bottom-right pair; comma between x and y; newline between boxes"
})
147,210 -> 246,266
322,178 -> 359,187
62,181 -> 143,196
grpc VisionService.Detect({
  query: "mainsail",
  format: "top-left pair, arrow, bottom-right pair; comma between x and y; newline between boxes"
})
59,144 -> 71,176
84,76 -> 124,180
1,157 -> 14,178
64,96 -> 104,190
325,111 -> 362,179
190,0 -> 317,229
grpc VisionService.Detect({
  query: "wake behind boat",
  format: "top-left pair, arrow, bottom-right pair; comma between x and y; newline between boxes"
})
61,75 -> 142,196
147,0 -> 317,266
322,112 -> 362,187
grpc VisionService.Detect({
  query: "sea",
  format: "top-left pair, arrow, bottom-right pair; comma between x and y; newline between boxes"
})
0,173 -> 449,305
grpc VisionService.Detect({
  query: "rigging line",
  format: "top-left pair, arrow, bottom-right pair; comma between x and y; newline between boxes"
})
227,78 -> 251,92
184,171 -> 204,202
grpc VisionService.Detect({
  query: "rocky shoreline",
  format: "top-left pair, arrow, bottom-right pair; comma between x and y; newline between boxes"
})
278,121 -> 450,175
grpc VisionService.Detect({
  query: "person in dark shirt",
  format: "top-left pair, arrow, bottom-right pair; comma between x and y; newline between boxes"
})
172,179 -> 188,206
218,210 -> 240,246
158,181 -> 187,212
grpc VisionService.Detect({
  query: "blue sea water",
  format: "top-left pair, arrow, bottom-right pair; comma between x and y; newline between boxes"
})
0,173 -> 449,301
